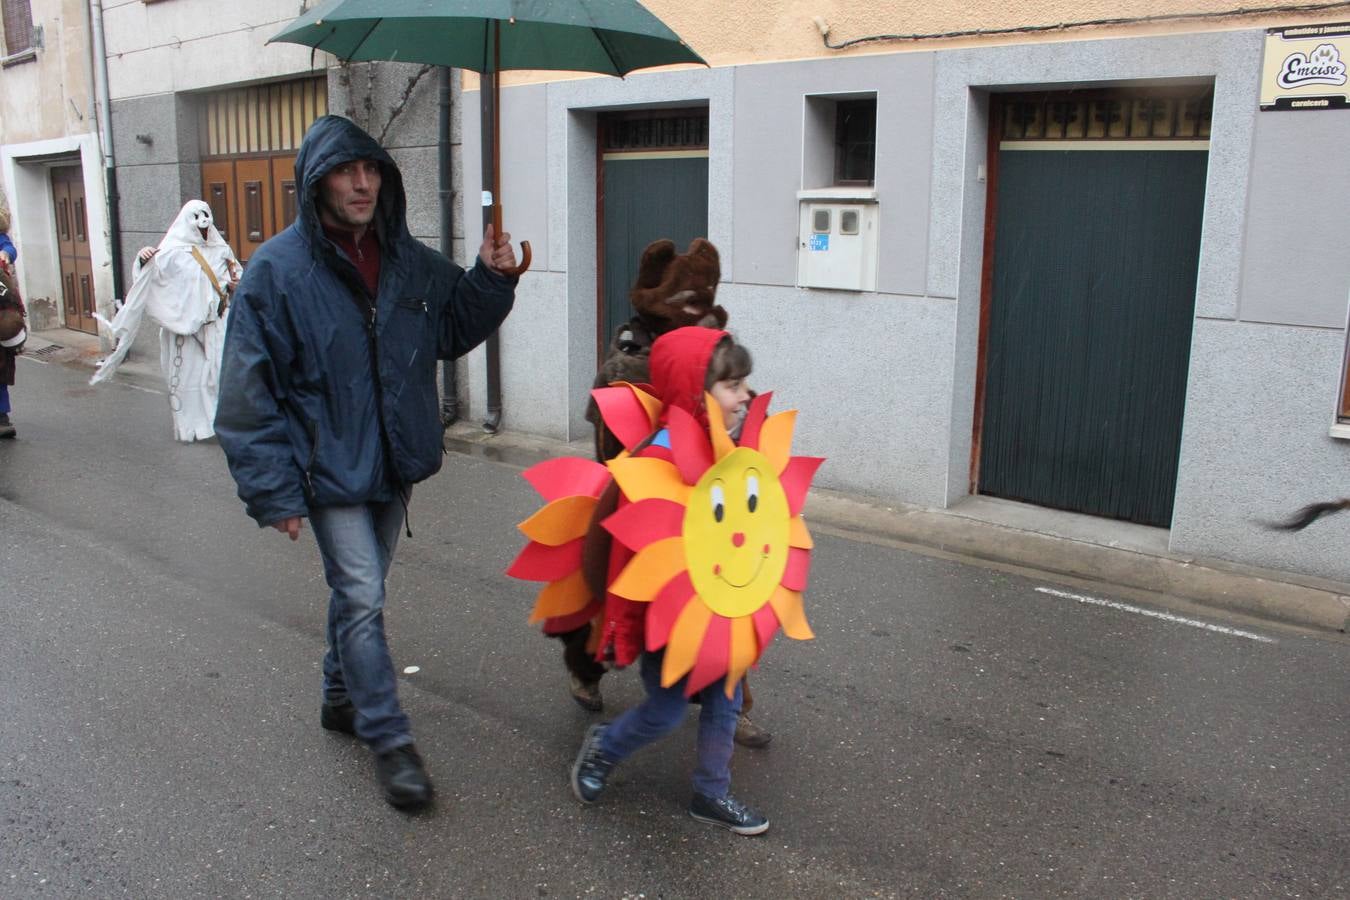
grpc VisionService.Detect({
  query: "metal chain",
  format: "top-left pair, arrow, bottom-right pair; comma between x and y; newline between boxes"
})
167,334 -> 184,412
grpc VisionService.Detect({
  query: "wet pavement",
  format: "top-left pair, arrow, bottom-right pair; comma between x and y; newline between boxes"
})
2,352 -> 1347,898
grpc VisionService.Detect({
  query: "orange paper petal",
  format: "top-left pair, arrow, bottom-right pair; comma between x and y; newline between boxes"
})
608,456 -> 690,505
609,536 -> 686,602
724,616 -> 758,698
768,584 -> 814,640
528,569 -> 593,624
758,410 -> 797,473
517,495 -> 597,546
704,392 -> 736,462
662,600 -> 712,687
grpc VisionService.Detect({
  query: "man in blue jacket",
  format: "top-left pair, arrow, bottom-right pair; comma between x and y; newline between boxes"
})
215,115 -> 517,812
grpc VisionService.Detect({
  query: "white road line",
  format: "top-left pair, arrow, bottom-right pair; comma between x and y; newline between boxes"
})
1034,586 -> 1276,643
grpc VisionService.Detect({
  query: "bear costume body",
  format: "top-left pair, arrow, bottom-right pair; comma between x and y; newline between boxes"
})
585,237 -> 727,461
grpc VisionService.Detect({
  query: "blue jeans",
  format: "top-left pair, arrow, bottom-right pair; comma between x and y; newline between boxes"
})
308,495 -> 412,754
600,650 -> 743,799
0,383 -> 10,415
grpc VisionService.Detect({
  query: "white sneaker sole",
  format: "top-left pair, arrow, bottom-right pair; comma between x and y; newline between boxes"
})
689,809 -> 770,835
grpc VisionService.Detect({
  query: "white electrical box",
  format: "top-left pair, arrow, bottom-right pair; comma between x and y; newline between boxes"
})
796,188 -> 878,292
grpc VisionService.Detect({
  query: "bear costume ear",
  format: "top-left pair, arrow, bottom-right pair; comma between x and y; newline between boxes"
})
634,239 -> 676,290
685,238 -> 721,285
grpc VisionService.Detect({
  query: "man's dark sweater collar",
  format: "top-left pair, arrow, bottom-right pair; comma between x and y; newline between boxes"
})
322,223 -> 381,298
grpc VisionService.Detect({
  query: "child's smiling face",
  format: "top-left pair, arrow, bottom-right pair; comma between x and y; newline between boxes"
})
709,376 -> 752,428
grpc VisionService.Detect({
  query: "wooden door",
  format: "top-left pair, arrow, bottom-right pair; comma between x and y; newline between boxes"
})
51,166 -> 98,335
233,158 -> 273,263
270,155 -> 299,234
202,160 -> 236,247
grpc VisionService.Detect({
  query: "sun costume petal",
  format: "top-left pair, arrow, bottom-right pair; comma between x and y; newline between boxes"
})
686,615 -> 731,695
647,571 -> 696,651
608,457 -> 691,504
610,536 -> 686,602
757,410 -> 797,473
603,497 -> 685,551
522,456 -> 610,502
590,383 -> 661,452
662,600 -> 713,687
518,495 -> 597,546
738,391 -> 774,450
780,456 -> 826,518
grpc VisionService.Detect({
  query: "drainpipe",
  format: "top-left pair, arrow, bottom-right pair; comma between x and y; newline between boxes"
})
479,66 -> 502,434
88,0 -> 124,296
437,66 -> 459,425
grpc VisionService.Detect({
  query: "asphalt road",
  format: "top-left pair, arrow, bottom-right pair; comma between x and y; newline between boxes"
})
2,350 -> 1347,899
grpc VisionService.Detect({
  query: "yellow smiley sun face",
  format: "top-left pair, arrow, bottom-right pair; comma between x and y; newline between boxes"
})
683,446 -> 790,618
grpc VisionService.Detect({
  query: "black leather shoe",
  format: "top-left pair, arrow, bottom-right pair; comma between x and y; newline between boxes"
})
320,701 -> 356,735
375,744 -> 434,812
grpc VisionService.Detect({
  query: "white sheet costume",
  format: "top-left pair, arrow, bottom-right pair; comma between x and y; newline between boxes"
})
93,201 -> 239,442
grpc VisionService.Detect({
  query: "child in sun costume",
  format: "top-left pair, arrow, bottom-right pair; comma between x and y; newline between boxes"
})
509,327 -> 823,834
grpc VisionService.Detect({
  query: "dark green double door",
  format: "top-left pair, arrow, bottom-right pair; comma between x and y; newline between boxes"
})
600,153 -> 709,346
978,149 -> 1208,528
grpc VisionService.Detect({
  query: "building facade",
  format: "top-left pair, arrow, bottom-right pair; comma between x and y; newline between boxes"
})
0,0 -> 107,332
455,2 -> 1350,583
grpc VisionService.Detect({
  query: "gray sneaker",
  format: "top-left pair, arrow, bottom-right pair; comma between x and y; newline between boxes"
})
689,793 -> 769,835
570,723 -> 615,804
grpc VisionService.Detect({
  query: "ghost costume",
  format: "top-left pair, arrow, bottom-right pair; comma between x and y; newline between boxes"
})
93,201 -> 239,442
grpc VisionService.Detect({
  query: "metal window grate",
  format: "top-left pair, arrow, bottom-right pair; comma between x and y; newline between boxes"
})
197,77 -> 328,160
600,109 -> 708,153
1001,88 -> 1213,142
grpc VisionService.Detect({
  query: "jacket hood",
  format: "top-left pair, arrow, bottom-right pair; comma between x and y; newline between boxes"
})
649,326 -> 727,425
295,115 -> 410,257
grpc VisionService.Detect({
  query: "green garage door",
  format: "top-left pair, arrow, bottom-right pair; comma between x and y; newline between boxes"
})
599,111 -> 709,353
979,148 -> 1208,527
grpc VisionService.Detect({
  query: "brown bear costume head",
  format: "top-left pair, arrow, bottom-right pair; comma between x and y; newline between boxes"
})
629,238 -> 727,332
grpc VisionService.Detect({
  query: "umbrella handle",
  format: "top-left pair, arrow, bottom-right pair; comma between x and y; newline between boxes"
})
501,239 -> 531,279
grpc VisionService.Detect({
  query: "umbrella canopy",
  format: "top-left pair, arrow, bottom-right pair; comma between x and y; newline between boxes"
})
271,0 -> 707,280
270,0 -> 707,75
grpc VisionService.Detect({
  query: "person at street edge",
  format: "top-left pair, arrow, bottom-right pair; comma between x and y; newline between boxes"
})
214,115 -> 519,812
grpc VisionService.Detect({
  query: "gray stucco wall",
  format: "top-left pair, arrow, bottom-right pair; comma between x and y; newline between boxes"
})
1169,98 -> 1350,582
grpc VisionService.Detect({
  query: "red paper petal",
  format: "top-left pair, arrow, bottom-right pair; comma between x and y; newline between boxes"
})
665,403 -> 714,485
780,456 -> 825,517
739,391 -> 774,450
542,602 -> 601,635
592,386 -> 658,451
522,457 -> 610,502
751,604 -> 780,653
685,614 -> 731,696
505,538 -> 584,583
646,571 -> 696,651
603,498 -> 686,552
781,546 -> 812,592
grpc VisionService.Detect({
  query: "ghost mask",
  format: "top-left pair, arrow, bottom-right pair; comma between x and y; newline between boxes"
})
188,205 -> 214,241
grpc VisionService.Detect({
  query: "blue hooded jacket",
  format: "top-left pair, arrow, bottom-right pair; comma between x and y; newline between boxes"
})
215,115 -> 516,527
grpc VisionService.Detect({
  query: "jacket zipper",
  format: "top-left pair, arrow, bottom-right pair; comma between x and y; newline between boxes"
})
363,298 -> 413,538
303,420 -> 318,497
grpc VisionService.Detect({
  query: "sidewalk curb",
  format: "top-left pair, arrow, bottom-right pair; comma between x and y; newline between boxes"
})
445,422 -> 1350,636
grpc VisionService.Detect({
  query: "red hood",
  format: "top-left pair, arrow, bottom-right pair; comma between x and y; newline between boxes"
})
649,326 -> 726,427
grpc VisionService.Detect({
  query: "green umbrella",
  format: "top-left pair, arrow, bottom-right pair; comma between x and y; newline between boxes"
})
270,0 -> 707,277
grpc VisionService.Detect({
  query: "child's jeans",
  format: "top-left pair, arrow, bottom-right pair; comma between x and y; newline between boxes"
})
599,649 -> 743,799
